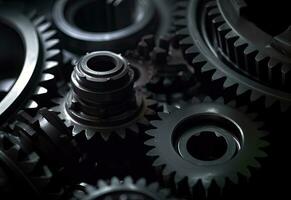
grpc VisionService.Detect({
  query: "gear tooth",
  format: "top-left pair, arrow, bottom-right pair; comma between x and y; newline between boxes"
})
41,73 -> 55,83
136,178 -> 146,187
265,96 -> 276,108
144,108 -> 156,117
5,145 -> 20,160
191,97 -> 201,104
281,64 -> 291,87
175,18 -> 187,27
162,165 -> 173,176
98,180 -> 108,188
146,99 -> 157,107
229,173 -> 239,184
138,117 -> 150,126
145,130 -> 156,137
236,84 -> 249,95
153,157 -> 164,167
72,126 -> 82,136
38,22 -> 51,33
124,176 -> 132,185
26,100 -> 39,110
42,30 -> 57,41
208,7 -> 220,18
180,36 -> 194,46
45,61 -> 58,70
174,174 -> 184,185
85,129 -> 95,140
223,78 -> 236,89
203,96 -> 213,103
247,113 -> 258,120
116,129 -> 126,139
240,168 -> 251,179
215,97 -> 224,104
201,63 -> 215,73
146,149 -> 158,157
259,139 -> 270,148
211,70 -> 225,81
250,159 -> 262,169
32,15 -> 46,26
250,91 -> 262,102
45,39 -> 60,49
225,31 -> 239,61
150,120 -> 162,127
34,86 -> 48,96
214,177 -> 225,190
227,100 -> 236,108
144,138 -> 155,146
64,119 -> 72,127
256,150 -> 268,158
111,177 -> 120,185
100,131 -> 111,141
148,182 -> 159,191
128,124 -> 139,133
46,49 -> 61,59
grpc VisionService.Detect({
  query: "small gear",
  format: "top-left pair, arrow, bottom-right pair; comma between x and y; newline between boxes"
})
145,97 -> 269,198
71,176 -> 171,200
125,34 -> 200,103
0,7 -> 61,125
206,0 -> 291,90
0,132 -> 61,199
174,0 -> 291,111
52,51 -> 157,140
13,108 -> 83,178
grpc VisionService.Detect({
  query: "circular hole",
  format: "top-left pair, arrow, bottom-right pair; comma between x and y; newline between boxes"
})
242,0 -> 290,36
186,131 -> 228,161
66,0 -> 139,32
87,55 -> 117,72
0,22 -> 25,101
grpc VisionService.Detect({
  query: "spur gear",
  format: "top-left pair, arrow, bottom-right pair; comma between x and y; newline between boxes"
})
206,0 -> 291,90
174,0 -> 291,111
0,132 -> 61,199
52,51 -> 157,140
145,97 -> 269,198
125,34 -> 200,103
13,108 -> 83,178
0,7 -> 61,125
71,176 -> 171,200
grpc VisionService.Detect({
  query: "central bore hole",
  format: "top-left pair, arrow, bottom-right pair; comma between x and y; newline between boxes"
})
87,55 -> 117,72
68,0 -> 139,32
187,131 -> 227,161
241,0 -> 291,36
0,22 -> 25,100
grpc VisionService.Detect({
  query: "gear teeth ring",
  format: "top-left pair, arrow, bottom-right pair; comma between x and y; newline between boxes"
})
145,96 -> 269,199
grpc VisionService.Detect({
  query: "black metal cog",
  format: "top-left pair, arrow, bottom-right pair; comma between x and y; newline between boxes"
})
51,51 -> 157,141
145,96 -> 269,198
125,34 -> 200,104
0,7 -> 61,126
0,132 -> 62,199
13,108 -> 83,179
71,176 -> 171,200
174,0 -> 291,111
205,0 -> 291,91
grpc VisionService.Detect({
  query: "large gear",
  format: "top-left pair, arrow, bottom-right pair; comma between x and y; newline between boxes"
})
205,0 -> 291,90
0,132 -> 61,199
71,176 -> 171,200
52,51 -> 157,140
145,97 -> 269,198
0,7 -> 61,125
125,34 -> 200,104
174,0 -> 291,111
13,108 -> 83,178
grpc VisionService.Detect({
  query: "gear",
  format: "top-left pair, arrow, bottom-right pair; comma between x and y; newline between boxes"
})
145,97 -> 269,198
52,0 -> 173,55
0,132 -> 61,199
174,0 -> 291,111
52,51 -> 157,140
125,34 -> 200,103
71,176 -> 171,200
206,0 -> 291,90
0,7 -> 61,125
13,108 -> 83,178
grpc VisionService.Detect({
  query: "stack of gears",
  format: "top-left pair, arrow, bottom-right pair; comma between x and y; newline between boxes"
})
0,0 -> 288,199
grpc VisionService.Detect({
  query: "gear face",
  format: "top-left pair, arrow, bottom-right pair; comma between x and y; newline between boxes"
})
0,7 -> 61,125
52,0 -> 172,55
205,0 -> 291,91
0,132 -> 60,199
145,97 -> 269,198
174,0 -> 291,111
126,34 -> 200,104
52,51 -> 157,140
14,108 -> 82,177
71,177 -> 171,200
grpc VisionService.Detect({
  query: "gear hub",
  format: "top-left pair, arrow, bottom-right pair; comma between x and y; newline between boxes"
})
52,51 -> 156,140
